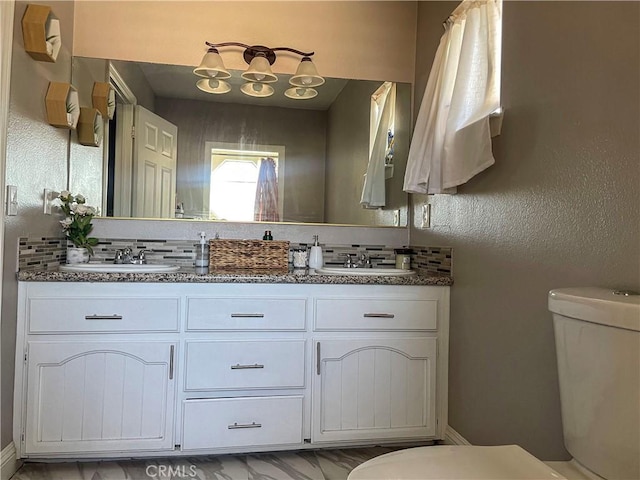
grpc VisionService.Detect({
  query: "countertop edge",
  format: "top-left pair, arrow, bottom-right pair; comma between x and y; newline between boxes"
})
17,269 -> 454,286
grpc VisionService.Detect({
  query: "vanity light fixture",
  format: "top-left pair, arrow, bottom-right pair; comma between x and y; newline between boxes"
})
194,42 -> 324,99
196,78 -> 231,94
289,57 -> 324,88
240,81 -> 275,98
284,86 -> 318,100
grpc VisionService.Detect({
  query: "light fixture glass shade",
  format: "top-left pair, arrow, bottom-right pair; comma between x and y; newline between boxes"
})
240,82 -> 274,98
284,87 -> 318,100
241,55 -> 278,83
196,78 -> 231,94
289,57 -> 325,87
193,51 -> 232,79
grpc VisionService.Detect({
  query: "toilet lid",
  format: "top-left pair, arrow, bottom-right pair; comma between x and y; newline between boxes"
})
348,445 -> 567,480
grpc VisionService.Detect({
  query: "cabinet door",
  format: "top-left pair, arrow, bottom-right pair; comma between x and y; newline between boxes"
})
312,337 -> 437,443
23,341 -> 176,455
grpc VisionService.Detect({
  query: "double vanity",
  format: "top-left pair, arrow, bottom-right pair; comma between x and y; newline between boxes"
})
13,268 -> 451,460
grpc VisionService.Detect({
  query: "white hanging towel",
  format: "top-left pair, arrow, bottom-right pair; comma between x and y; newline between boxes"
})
404,0 -> 501,194
361,82 -> 396,208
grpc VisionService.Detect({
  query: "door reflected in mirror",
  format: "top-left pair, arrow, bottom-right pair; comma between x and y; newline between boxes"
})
69,57 -> 410,227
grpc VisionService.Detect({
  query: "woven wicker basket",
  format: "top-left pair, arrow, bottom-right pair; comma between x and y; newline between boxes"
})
209,239 -> 289,271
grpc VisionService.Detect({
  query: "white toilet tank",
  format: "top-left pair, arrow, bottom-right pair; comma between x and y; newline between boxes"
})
549,287 -> 640,480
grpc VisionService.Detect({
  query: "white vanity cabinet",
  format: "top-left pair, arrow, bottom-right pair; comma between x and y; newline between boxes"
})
312,287 -> 449,443
14,281 -> 449,459
15,282 -> 180,456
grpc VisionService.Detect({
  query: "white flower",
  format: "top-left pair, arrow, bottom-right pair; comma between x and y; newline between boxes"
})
75,204 -> 91,216
59,217 -> 72,230
59,190 -> 70,200
75,194 -> 86,204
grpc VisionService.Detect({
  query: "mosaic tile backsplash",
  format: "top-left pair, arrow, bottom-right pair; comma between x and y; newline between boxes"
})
18,236 -> 453,275
17,237 -> 66,271
411,246 -> 453,274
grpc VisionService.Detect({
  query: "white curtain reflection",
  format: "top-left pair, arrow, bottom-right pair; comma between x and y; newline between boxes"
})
361,81 -> 396,208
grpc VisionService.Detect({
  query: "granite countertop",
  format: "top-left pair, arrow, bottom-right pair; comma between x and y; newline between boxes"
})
17,267 -> 453,286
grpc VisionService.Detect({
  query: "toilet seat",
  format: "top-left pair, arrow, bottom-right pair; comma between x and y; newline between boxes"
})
348,445 -> 567,480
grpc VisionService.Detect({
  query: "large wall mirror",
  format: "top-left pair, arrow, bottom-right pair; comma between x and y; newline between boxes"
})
69,57 -> 410,227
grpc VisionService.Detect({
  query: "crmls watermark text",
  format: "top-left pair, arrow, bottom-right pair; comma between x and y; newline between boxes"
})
145,464 -> 198,478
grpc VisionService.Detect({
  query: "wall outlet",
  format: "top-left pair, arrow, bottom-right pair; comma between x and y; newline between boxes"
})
393,209 -> 401,227
43,189 -> 54,214
420,203 -> 431,229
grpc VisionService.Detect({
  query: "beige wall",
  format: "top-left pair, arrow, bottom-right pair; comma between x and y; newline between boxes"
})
1,0 -> 75,449
72,1 -> 417,83
411,1 -> 640,460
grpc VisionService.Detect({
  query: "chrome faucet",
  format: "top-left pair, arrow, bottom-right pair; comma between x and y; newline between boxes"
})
114,247 -> 147,264
340,253 -> 372,268
341,253 -> 358,268
358,253 -> 372,268
132,249 -> 147,265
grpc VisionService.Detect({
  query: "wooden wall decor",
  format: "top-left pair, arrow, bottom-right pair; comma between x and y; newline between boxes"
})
92,82 -> 116,120
77,108 -> 104,147
45,82 -> 79,129
22,4 -> 61,62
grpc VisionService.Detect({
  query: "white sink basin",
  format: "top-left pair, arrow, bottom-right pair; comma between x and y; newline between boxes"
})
314,267 -> 416,276
59,263 -> 180,273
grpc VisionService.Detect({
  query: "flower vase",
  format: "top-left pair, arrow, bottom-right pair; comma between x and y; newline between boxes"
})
66,247 -> 90,264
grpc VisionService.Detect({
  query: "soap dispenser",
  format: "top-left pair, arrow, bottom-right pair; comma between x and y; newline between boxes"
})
195,232 -> 209,272
308,235 -> 324,270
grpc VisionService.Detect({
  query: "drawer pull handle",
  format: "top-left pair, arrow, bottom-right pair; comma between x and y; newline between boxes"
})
231,363 -> 264,370
316,342 -> 321,375
230,313 -> 265,318
363,313 -> 395,318
85,314 -> 123,320
228,422 -> 262,430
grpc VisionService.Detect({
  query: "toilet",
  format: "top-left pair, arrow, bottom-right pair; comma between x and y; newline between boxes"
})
349,287 -> 640,480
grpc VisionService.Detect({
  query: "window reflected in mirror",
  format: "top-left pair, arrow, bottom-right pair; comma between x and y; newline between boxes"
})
208,146 -> 282,222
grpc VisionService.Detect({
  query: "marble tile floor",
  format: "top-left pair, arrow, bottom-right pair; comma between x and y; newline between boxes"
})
11,446 -> 405,480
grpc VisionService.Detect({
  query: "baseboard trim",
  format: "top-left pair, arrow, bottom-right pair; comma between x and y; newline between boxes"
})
1,442 -> 20,480
445,426 -> 472,445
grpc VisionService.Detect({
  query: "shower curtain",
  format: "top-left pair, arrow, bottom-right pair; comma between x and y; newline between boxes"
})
254,157 -> 279,222
404,0 -> 501,194
361,81 -> 396,208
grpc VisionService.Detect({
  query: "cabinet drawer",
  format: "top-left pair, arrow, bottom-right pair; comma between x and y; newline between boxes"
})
182,396 -> 303,450
28,297 -> 180,333
187,297 -> 306,331
315,298 -> 437,331
185,340 -> 305,391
